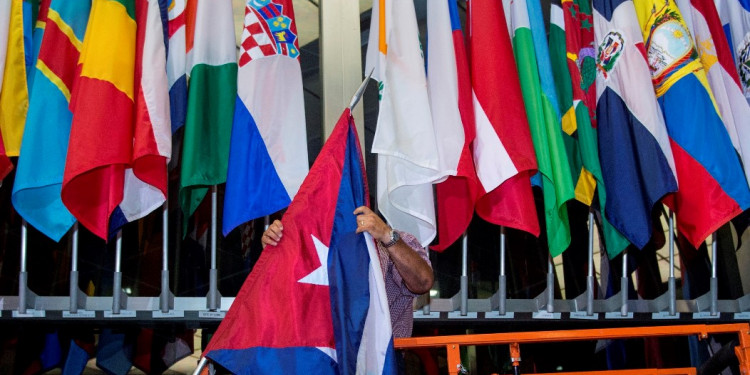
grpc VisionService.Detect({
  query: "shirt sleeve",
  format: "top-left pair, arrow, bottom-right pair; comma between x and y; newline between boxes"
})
390,230 -> 432,297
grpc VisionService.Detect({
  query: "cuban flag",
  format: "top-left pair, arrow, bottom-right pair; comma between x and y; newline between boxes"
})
204,109 -> 397,375
678,0 -> 750,186
632,0 -> 750,248
427,0 -> 480,251
222,0 -> 308,236
593,0 -> 679,249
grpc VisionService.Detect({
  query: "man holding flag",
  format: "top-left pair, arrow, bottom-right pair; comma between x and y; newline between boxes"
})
263,206 -> 434,339
203,108 -> 420,374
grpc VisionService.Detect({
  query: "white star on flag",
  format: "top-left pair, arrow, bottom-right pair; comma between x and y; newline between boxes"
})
298,234 -> 329,286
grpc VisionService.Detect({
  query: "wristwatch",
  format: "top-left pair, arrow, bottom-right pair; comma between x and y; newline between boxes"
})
383,229 -> 400,248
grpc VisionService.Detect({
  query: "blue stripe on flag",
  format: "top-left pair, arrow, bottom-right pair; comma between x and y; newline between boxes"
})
722,24 -> 735,58
593,0 -> 630,21
448,0 -> 462,31
328,124 -> 370,375
207,347 -> 337,374
169,75 -> 187,133
223,96 -> 291,235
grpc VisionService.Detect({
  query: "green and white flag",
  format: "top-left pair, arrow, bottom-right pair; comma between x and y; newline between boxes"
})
504,0 -> 575,257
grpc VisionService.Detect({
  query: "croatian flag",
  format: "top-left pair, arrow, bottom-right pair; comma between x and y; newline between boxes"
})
222,0 -> 309,235
593,0 -> 679,249
204,109 -> 397,375
427,0 -> 480,251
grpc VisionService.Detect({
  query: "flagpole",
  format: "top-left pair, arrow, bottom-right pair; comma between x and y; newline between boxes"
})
192,357 -> 207,375
18,220 -> 28,314
208,185 -> 219,311
621,248 -> 628,316
546,254 -> 554,313
711,233 -> 718,316
70,223 -> 80,313
668,210 -> 676,316
112,231 -> 123,314
460,234 -> 468,316
499,227 -> 507,315
160,199 -> 170,313
587,211 -> 595,316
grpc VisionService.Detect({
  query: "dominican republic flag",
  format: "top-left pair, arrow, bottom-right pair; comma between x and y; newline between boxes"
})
222,0 -> 309,236
467,0 -> 540,238
366,0 -> 452,247
677,0 -> 750,186
593,0 -> 679,249
632,0 -> 750,248
427,0 -> 480,251
11,0 -> 90,241
203,109 -> 397,375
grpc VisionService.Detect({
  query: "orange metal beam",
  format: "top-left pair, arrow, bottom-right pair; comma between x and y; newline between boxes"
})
394,324 -> 750,375
394,324 -> 748,348
532,369 -> 696,375
446,344 -> 461,375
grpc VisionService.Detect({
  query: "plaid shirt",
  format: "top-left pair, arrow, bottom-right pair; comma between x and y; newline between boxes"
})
377,230 -> 431,338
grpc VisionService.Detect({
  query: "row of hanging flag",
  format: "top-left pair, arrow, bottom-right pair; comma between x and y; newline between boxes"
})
366,0 -> 750,260
0,0 -> 748,261
0,0 -> 310,244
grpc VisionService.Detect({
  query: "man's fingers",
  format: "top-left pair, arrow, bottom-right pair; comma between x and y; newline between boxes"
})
353,206 -> 372,215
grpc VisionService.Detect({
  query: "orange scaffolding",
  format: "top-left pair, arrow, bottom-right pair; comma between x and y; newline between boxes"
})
394,323 -> 750,375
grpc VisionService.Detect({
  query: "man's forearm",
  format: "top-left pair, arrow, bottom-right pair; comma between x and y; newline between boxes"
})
386,240 -> 434,295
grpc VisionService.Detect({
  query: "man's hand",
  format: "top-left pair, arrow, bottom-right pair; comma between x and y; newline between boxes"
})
261,220 -> 284,248
353,206 -> 391,243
